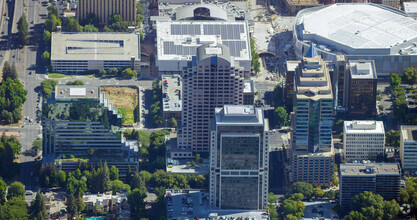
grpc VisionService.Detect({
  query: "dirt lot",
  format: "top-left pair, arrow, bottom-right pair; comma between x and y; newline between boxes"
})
101,86 -> 138,125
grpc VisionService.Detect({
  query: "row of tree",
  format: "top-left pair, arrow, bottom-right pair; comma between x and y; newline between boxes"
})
150,79 -> 163,126
0,135 -> 21,179
96,67 -> 138,79
0,179 -> 46,219
250,37 -> 260,73
0,62 -> 27,124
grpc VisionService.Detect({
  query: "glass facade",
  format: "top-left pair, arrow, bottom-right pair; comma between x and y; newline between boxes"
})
220,177 -> 258,209
221,136 -> 259,170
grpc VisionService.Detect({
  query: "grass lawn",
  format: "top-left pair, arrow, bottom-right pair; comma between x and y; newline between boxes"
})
48,73 -> 73,78
101,86 -> 138,125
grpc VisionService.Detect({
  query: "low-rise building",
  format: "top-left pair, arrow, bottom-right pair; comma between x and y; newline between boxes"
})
292,149 -> 334,188
343,121 -> 385,162
404,2 -> 417,17
162,75 -> 182,124
282,0 -> 323,15
339,163 -> 401,208
83,192 -> 128,213
51,32 -> 140,74
401,126 -> 417,171
43,85 -> 139,178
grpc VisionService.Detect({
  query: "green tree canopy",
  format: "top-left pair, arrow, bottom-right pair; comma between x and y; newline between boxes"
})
110,165 -> 119,181
40,79 -> 58,98
2,61 -> 18,80
1,197 -> 29,219
17,13 -> 29,46
127,188 -> 147,218
0,177 -> 6,204
83,24 -> 98,32
282,198 -> 305,219
7,181 -> 25,200
386,130 -> 400,148
66,80 -> 84,85
41,51 -> 50,65
275,107 -> 288,127
42,30 -> 51,42
292,182 -> 313,199
390,73 -> 401,90
30,190 -> 46,220
65,17 -> 83,32
345,211 -> 366,220
169,118 -> 177,128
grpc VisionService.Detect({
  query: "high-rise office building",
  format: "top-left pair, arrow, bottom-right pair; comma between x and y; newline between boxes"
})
343,121 -> 385,162
294,49 -> 333,152
291,49 -> 335,187
77,0 -> 137,25
400,126 -> 417,171
344,60 -> 377,119
209,105 -> 269,209
178,44 -> 245,152
339,163 -> 401,208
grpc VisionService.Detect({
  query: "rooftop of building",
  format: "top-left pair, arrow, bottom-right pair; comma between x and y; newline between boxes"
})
83,192 -> 127,204
340,163 -> 401,176
158,1 -> 251,22
214,105 -> 267,128
51,32 -> 140,61
293,146 -> 335,156
401,125 -> 417,142
55,85 -> 100,100
156,20 -> 250,62
196,43 -> 231,64
403,2 -> 417,15
244,80 -> 254,94
284,0 -> 322,7
344,120 -> 385,134
296,3 -> 417,54
348,60 -> 377,79
295,55 -> 333,100
165,189 -> 268,220
162,75 -> 182,112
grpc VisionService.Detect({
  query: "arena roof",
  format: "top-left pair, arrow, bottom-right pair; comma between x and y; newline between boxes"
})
300,4 -> 417,50
156,21 -> 250,62
51,32 -> 140,61
176,4 -> 228,21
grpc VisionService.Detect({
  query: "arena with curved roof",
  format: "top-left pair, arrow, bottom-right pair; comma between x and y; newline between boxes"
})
294,3 -> 417,75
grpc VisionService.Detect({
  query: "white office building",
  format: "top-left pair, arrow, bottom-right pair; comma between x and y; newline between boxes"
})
401,126 -> 417,171
210,105 -> 269,210
343,121 -> 385,162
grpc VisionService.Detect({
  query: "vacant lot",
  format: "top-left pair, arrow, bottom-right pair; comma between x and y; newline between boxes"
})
101,86 -> 138,125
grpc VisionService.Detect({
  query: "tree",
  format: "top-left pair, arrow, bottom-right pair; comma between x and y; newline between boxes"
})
324,190 -> 335,199
83,24 -> 98,32
282,198 -> 305,219
110,180 -> 130,193
403,67 -> 417,86
42,31 -> 51,42
383,199 -> 400,220
109,14 -> 123,25
268,192 -> 276,204
390,73 -> 401,90
1,197 -> 29,219
2,61 -> 18,80
127,188 -> 147,218
41,51 -> 50,65
168,118 -> 177,128
40,79 -> 58,98
386,130 -> 400,148
275,107 -> 288,127
66,80 -> 84,85
110,166 -> 119,181
65,17 -> 83,32
32,139 -> 42,151
0,177 -> 6,204
7,182 -> 25,200
312,187 -> 324,198
30,190 -> 46,220
352,191 -> 384,220
45,10 -> 61,32
120,68 -> 137,79
292,182 -> 313,199
55,170 -> 66,187
345,211 -> 366,220
17,13 -> 29,46
289,193 -> 304,201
